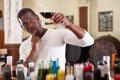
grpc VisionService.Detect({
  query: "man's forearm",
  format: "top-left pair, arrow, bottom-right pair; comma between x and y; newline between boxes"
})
66,22 -> 85,39
24,44 -> 37,67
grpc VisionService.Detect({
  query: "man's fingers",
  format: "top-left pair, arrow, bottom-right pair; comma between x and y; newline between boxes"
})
32,30 -> 36,37
51,13 -> 65,24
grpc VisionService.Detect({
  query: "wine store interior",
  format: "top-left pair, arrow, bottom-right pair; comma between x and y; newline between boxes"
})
0,0 -> 120,80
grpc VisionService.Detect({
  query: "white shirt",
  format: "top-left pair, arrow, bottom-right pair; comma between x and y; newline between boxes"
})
19,28 -> 94,79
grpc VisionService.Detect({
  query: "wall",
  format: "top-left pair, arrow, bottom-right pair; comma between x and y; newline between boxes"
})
90,0 -> 120,40
0,0 -> 4,11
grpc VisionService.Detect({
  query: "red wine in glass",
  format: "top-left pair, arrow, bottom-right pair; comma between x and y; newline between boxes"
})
40,12 -> 54,19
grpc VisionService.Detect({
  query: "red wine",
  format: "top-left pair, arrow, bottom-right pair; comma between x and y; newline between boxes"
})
40,12 -> 54,19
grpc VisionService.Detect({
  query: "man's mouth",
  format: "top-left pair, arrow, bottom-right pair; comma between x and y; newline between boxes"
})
28,27 -> 36,34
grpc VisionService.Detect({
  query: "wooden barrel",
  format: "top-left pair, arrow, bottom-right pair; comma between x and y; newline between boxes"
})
89,35 -> 120,67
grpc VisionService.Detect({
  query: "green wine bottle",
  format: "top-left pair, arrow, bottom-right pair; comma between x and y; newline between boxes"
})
37,60 -> 44,80
49,59 -> 52,73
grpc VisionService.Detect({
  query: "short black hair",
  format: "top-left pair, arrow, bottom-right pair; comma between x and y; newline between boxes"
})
17,8 -> 36,18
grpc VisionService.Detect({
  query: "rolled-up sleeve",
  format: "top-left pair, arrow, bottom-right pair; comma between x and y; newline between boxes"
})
78,30 -> 94,47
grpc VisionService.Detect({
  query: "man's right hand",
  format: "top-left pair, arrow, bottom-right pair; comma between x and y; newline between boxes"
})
31,31 -> 41,52
24,31 -> 40,67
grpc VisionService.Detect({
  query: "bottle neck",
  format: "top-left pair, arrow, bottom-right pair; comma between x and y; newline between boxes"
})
66,66 -> 73,75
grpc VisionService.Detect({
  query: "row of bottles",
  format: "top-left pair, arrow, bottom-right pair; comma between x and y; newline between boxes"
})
37,58 -> 60,80
36,59 -> 95,80
65,62 -> 94,80
19,57 -> 111,80
16,60 -> 35,80
0,56 -> 34,80
1,57 -> 61,80
63,56 -> 111,80
0,55 -> 113,80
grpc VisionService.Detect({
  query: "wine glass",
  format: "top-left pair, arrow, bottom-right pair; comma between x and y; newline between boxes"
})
36,6 -> 64,28
36,6 -> 54,19
40,12 -> 54,19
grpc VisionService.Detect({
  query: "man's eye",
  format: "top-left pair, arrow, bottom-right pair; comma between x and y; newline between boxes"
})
31,18 -> 35,22
23,22 -> 27,25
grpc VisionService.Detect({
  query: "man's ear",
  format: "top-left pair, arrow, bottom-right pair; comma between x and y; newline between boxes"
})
36,14 -> 40,20
22,27 -> 26,31
36,14 -> 42,23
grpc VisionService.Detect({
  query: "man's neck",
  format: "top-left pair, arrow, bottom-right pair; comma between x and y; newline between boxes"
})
36,28 -> 47,38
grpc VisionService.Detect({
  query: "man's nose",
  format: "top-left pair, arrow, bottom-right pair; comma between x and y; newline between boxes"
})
27,20 -> 34,28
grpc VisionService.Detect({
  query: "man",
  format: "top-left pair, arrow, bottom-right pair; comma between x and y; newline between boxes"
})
17,8 -> 94,78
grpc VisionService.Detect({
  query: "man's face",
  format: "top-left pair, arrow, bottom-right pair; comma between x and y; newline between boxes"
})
20,12 -> 41,34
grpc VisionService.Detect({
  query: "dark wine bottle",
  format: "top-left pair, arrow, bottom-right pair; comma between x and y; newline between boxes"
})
49,59 -> 52,73
3,64 -> 12,80
16,60 -> 25,80
37,60 -> 44,80
94,68 -> 101,80
42,68 -> 49,80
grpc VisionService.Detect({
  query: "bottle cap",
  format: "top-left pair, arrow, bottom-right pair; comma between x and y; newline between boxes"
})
28,61 -> 35,68
17,60 -> 24,64
7,56 -> 13,65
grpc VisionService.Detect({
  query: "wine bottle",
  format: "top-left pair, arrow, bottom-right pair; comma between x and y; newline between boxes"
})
26,61 -> 35,80
49,59 -> 52,73
65,65 -> 74,80
57,69 -> 65,80
37,60 -> 43,80
28,60 -> 35,73
74,63 -> 83,80
3,64 -> 12,80
94,68 -> 101,80
16,60 -> 25,80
